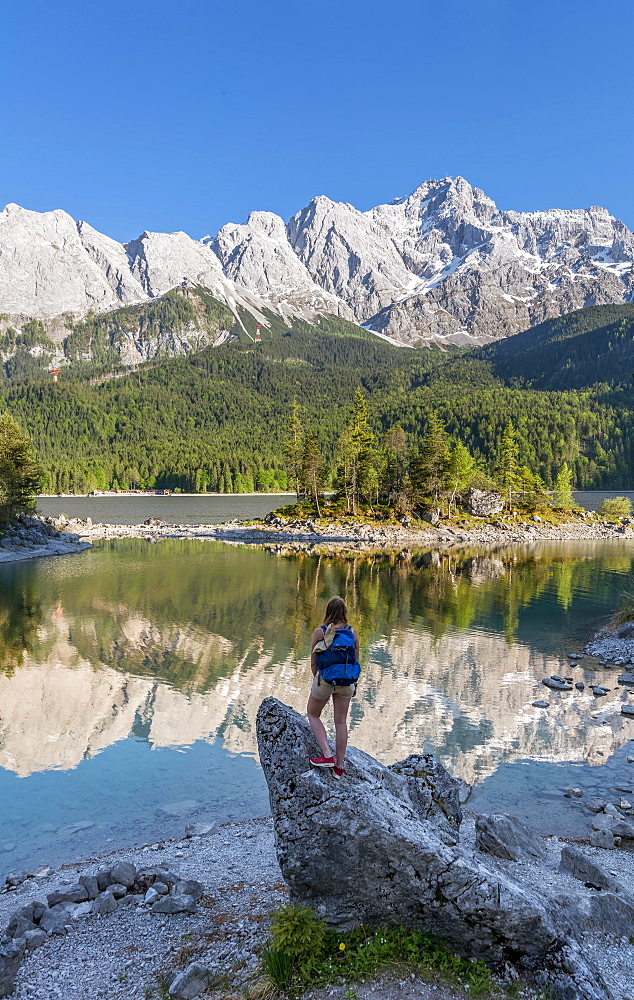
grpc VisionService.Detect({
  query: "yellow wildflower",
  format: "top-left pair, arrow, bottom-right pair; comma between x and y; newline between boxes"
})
339,942 -> 346,951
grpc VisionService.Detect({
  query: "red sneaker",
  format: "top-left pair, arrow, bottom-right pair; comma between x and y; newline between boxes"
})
333,765 -> 345,779
310,754 -> 335,768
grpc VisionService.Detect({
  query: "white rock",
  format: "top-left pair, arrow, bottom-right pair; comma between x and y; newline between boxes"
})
144,887 -> 161,906
212,211 -> 352,320
78,221 -> 146,304
0,203 -> 121,320
125,230 -> 226,299
288,194 -> 414,322
184,822 -> 217,838
68,901 -> 93,919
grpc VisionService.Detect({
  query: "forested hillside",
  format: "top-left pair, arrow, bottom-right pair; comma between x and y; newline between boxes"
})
478,304 -> 634,389
3,302 -> 634,494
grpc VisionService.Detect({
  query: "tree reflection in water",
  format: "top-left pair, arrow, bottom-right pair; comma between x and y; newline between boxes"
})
0,539 -> 631,784
0,567 -> 42,677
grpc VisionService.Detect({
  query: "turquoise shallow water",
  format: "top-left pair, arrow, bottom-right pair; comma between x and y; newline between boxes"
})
1,535 -> 633,878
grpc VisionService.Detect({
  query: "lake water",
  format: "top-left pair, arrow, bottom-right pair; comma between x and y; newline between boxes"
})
34,490 -> 634,526
36,494 -> 292,525
1,527 -> 634,878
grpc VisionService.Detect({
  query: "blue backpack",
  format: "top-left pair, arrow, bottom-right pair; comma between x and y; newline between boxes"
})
316,625 -> 361,686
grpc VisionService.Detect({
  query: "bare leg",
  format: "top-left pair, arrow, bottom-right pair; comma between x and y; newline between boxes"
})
332,695 -> 351,767
307,694 -> 332,757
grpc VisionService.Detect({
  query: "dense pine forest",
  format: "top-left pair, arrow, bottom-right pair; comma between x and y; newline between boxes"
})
1,298 -> 634,494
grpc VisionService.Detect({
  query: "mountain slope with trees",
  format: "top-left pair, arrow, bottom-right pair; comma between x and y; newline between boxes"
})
3,302 -> 634,495
0,284 -> 379,381
477,303 -> 634,389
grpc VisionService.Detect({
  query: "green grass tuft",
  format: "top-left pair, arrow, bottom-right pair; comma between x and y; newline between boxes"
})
262,906 -> 493,998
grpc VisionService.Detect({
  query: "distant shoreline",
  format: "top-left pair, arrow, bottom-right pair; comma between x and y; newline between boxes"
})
37,492 -> 296,499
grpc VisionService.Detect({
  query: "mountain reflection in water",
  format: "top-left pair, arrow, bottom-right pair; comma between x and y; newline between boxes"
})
1,538 -> 633,790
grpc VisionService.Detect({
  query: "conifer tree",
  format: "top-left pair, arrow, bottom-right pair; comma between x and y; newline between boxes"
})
337,388 -> 378,514
381,424 -> 409,500
409,412 -> 452,510
301,431 -> 324,516
495,422 -> 520,511
553,462 -> 575,509
447,441 -> 477,515
0,412 -> 41,525
283,398 -> 304,501
516,465 -> 551,512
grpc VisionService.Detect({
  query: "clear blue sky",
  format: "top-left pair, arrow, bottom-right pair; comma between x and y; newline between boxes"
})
2,0 -> 633,243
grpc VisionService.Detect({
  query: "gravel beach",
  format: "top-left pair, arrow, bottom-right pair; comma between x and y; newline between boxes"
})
2,811 -> 634,1000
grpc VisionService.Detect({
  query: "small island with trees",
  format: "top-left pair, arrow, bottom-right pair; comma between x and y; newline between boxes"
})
276,388 -> 632,528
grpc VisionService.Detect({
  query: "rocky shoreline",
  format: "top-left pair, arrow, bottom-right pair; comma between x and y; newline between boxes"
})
2,769 -> 634,999
0,516 -> 92,563
2,510 -> 634,566
50,511 -> 634,550
2,515 -> 634,998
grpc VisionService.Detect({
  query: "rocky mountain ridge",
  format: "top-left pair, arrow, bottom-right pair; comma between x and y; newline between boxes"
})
1,177 -> 633,349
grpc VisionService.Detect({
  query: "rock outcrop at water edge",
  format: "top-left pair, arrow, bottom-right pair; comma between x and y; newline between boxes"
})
0,515 -> 92,563
256,696 -> 613,1000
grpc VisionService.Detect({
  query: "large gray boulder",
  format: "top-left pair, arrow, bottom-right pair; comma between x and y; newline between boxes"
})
5,903 -> 45,937
168,962 -> 209,998
174,879 -> 204,901
542,887 -> 634,939
47,884 -> 88,907
559,845 -> 622,892
93,891 -> 117,916
78,874 -> 99,899
475,813 -> 547,862
256,697 -> 609,1000
38,903 -> 71,935
151,894 -> 196,915
464,488 -> 504,517
110,861 -> 136,888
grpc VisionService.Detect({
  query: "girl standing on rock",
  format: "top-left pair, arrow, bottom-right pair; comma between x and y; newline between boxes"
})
307,596 -> 360,779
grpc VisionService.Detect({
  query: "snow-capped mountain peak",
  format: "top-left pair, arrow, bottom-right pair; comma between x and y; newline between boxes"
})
1,178 -> 633,347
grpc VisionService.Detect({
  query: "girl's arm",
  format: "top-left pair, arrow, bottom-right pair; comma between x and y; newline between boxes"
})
354,628 -> 360,662
310,627 -> 323,676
